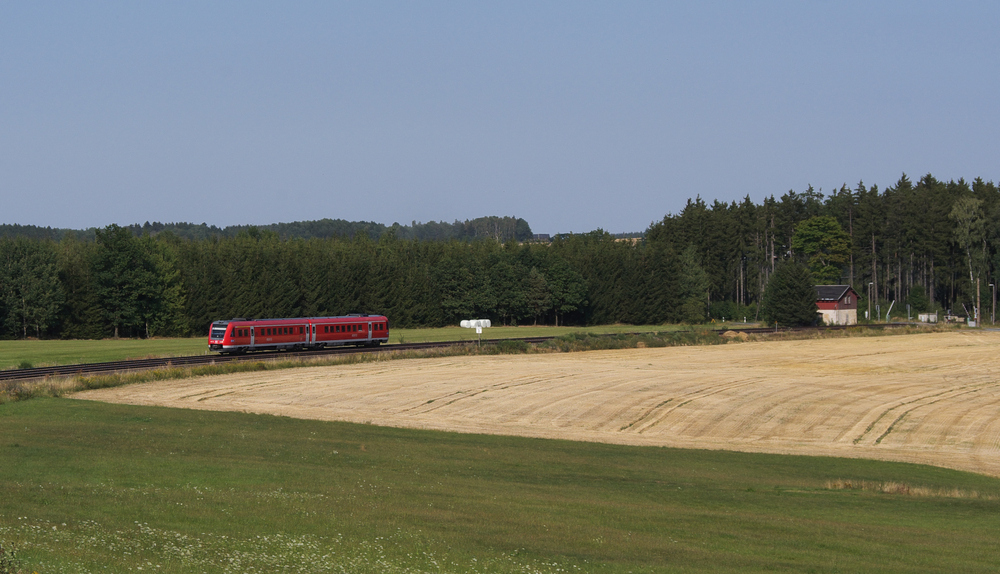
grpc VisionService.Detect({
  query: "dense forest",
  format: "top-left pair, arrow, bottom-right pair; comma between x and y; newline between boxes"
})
0,215 -> 534,243
1,174 -> 998,339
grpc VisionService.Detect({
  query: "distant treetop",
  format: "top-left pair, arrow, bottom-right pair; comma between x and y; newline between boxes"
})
0,216 -> 534,243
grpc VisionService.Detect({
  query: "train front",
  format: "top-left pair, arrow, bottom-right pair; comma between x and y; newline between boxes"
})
208,320 -> 231,352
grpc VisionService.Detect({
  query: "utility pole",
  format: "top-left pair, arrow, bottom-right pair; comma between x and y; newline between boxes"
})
991,283 -> 996,325
868,282 -> 873,322
977,278 -> 981,328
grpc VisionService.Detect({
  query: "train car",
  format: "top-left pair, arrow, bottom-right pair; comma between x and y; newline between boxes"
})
208,314 -> 390,354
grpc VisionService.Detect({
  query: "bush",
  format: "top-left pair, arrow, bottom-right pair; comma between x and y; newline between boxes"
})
490,340 -> 530,354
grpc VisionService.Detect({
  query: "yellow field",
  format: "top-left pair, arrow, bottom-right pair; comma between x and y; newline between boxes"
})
74,330 -> 1000,476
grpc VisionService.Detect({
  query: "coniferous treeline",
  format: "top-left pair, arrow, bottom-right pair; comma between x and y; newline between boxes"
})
648,174 -> 1000,321
1,173 -> 997,339
0,216 -> 533,244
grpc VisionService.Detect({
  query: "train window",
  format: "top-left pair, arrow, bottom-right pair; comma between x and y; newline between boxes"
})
335,325 -> 340,333
324,326 -> 329,333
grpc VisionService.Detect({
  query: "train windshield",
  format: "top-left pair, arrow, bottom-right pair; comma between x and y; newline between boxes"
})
211,327 -> 227,339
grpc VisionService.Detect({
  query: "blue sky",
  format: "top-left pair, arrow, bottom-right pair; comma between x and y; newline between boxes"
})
2,2 -> 998,234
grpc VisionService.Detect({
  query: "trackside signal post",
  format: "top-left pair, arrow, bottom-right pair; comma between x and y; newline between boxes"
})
460,319 -> 491,346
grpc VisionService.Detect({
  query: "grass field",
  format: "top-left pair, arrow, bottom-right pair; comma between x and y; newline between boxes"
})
2,399 -> 999,573
0,324 -> 713,370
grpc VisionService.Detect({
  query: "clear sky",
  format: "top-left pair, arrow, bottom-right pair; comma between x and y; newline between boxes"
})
2,2 -> 998,235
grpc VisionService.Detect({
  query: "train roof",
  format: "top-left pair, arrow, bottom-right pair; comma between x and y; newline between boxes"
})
214,314 -> 386,325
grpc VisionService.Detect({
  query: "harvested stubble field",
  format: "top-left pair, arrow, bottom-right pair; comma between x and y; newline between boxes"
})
75,330 -> 1000,477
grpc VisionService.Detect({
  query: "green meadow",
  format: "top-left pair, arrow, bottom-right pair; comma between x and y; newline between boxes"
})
2,398 -> 998,573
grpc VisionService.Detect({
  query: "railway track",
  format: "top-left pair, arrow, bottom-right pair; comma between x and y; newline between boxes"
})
0,324 -> 912,383
0,337 -> 555,382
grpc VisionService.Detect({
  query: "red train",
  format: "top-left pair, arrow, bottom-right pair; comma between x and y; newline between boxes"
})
208,314 -> 390,354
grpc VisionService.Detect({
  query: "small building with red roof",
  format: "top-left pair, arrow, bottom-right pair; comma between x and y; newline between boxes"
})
815,285 -> 859,325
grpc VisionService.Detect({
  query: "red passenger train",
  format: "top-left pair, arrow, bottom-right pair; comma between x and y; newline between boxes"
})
208,314 -> 389,354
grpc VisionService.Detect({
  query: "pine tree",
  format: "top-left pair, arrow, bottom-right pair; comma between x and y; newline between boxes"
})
762,260 -> 817,327
677,245 -> 709,323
